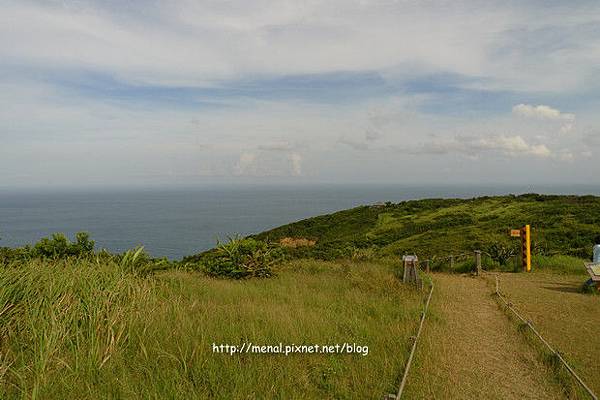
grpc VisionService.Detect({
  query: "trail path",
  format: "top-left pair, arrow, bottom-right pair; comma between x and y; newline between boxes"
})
402,274 -> 565,399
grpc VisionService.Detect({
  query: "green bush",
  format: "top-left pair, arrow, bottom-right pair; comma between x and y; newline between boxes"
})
114,246 -> 171,276
202,237 -> 282,279
350,246 -> 378,261
30,232 -> 95,259
486,243 -> 517,266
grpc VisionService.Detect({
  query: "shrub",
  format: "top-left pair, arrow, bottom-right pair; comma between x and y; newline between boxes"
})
350,247 -> 378,261
202,237 -> 282,279
30,232 -> 95,259
486,243 -> 517,266
0,247 -> 31,265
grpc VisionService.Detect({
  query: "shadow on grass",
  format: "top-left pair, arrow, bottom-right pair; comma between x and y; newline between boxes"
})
541,283 -> 583,294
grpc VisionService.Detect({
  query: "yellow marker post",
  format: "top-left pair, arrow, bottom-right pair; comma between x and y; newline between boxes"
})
521,224 -> 531,272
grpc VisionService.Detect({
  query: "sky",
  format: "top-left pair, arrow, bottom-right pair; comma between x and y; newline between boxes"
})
1,0 -> 600,187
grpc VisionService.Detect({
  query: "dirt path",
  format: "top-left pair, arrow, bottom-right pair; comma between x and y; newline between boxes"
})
402,274 -> 566,399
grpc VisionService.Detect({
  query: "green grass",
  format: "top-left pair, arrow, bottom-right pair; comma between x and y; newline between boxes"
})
0,258 -> 425,399
531,255 -> 589,275
3,194 -> 599,398
248,194 -> 600,263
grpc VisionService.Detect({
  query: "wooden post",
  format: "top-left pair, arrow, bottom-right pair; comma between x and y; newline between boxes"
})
450,255 -> 454,270
475,250 -> 482,275
402,255 -> 421,287
425,260 -> 430,273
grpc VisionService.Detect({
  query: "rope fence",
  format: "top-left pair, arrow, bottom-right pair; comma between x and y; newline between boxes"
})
389,251 -> 597,400
420,250 -> 526,274
387,281 -> 434,400
491,273 -> 598,400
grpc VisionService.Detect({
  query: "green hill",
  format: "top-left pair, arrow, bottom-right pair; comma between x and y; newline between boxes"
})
252,194 -> 600,263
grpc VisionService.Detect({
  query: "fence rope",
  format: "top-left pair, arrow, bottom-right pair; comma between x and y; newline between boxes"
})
393,281 -> 434,399
492,274 -> 598,400
393,251 -> 596,399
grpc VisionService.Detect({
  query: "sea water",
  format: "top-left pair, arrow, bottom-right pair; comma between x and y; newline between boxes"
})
1,184 -> 599,259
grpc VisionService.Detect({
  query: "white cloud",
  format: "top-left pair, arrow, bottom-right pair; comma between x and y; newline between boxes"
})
1,1 -> 600,185
512,104 -> 574,121
560,122 -> 575,134
233,149 -> 304,177
233,152 -> 257,176
258,141 -> 298,152
556,151 -> 574,162
399,135 -> 553,159
338,136 -> 370,151
512,103 -> 576,136
365,129 -> 382,142
2,1 -> 600,91
288,153 -> 303,176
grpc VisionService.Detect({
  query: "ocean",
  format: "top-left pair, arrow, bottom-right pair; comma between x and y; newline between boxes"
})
1,184 -> 599,259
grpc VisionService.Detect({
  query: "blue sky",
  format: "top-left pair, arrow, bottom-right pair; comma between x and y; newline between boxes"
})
1,0 -> 599,187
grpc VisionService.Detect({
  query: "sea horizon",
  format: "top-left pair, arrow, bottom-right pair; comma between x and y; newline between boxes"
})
2,183 -> 600,259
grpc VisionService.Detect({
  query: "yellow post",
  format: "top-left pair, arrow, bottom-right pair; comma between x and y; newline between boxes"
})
526,224 -> 531,272
521,224 -> 531,272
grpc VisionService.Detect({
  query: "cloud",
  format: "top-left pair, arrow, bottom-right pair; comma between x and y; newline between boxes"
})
555,151 -> 574,162
365,129 -> 382,142
288,153 -> 302,176
338,136 -> 369,151
400,135 -> 552,159
257,141 -> 298,152
512,104 -> 574,121
584,130 -> 600,147
233,149 -> 303,177
1,1 -> 600,186
512,103 -> 576,136
233,152 -> 258,176
3,1 -> 600,92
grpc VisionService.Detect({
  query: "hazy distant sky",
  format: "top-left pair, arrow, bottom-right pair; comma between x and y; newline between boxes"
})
1,0 -> 599,187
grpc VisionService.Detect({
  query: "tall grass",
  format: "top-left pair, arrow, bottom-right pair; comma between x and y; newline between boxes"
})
0,258 -> 156,399
0,258 -> 423,399
531,255 -> 588,275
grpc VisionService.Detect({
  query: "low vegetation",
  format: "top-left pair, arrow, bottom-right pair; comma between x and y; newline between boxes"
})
251,194 -> 600,264
1,194 -> 599,399
0,257 -> 423,399
200,237 -> 282,279
494,272 -> 600,397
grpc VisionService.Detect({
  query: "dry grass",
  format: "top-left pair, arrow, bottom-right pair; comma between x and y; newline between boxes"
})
4,256 -> 595,399
404,273 -> 565,399
495,272 -> 600,397
279,237 -> 316,248
0,258 -> 423,399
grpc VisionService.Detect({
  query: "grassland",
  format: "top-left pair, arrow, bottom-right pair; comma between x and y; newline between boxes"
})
2,194 -> 599,399
251,194 -> 600,262
403,274 -> 565,400
494,272 -> 600,396
0,258 -> 424,399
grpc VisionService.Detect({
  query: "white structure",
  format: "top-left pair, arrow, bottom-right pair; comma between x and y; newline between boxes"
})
594,244 -> 600,263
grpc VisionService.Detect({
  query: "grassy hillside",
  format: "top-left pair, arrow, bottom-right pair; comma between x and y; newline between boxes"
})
2,194 -> 599,399
252,194 -> 600,264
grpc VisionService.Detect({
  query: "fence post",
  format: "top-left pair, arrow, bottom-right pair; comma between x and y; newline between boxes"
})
475,250 -> 482,275
425,259 -> 430,273
450,255 -> 454,270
